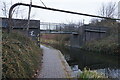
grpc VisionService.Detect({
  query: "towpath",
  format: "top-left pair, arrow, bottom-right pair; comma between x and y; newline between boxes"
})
38,45 -> 73,78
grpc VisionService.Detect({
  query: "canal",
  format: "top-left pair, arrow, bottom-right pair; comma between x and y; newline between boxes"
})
57,46 -> 120,78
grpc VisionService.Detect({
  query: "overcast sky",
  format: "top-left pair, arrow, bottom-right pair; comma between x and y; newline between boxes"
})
0,0 -> 120,24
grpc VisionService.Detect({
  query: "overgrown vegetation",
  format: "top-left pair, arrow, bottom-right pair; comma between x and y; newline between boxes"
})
41,34 -> 70,46
79,68 -> 106,78
82,34 -> 119,55
82,19 -> 119,55
2,31 -> 42,78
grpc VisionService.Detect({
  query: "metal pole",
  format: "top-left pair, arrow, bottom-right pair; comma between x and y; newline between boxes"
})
27,0 -> 32,36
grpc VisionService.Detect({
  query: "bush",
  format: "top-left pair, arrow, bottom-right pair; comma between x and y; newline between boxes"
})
82,34 -> 119,55
79,68 -> 106,78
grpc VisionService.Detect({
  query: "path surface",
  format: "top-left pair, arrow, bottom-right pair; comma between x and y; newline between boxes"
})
38,45 -> 73,78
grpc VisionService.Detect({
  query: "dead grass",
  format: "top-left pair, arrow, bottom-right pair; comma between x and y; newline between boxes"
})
2,31 -> 42,78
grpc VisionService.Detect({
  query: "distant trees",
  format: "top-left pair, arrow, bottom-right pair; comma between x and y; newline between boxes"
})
89,18 -> 99,25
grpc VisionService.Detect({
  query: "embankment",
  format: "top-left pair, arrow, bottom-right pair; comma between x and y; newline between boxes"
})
2,31 -> 42,78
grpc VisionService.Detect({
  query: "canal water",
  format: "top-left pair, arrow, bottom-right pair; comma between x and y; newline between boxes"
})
58,46 -> 120,78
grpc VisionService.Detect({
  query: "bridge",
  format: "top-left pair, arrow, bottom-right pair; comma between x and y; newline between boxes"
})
40,23 -> 109,48
70,25 -> 109,48
1,17 -> 109,48
40,30 -> 78,34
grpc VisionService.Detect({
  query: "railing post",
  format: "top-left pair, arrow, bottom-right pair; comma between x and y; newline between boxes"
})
8,5 -> 13,33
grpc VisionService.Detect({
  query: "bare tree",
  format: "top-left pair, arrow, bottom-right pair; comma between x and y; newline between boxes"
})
1,1 -> 35,19
88,2 -> 118,34
1,1 -> 21,18
98,2 -> 117,18
1,2 -> 8,18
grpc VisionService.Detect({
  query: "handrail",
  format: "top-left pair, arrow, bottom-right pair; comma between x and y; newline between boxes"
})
8,3 -> 120,33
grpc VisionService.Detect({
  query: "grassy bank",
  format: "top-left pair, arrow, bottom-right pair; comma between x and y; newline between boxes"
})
2,31 -> 42,78
82,34 -> 119,55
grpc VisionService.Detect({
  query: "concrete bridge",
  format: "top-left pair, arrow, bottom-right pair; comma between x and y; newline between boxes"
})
70,25 -> 109,48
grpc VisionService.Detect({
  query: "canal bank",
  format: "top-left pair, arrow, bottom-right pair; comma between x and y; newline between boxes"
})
38,45 -> 73,78
60,46 -> 120,79
40,42 -> 120,78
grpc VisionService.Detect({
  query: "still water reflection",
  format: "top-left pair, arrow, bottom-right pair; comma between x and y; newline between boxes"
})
59,46 -> 120,78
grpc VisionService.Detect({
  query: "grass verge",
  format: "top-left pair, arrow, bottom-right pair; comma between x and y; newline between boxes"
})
2,31 -> 42,78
